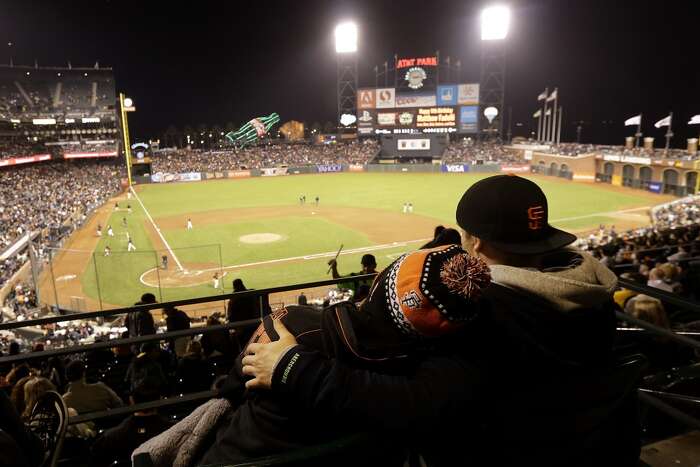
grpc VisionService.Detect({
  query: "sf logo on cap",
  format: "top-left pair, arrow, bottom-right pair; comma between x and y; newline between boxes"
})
527,205 -> 545,230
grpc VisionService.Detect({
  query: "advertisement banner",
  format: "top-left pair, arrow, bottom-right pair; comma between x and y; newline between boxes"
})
357,109 -> 375,135
151,172 -> 202,183
377,112 -> 396,126
357,89 -> 376,109
437,85 -> 458,106
375,88 -> 395,108
349,164 -> 365,172
261,167 -> 288,177
0,154 -> 51,167
458,84 -> 480,105
398,139 -> 430,151
416,107 -> 456,128
63,151 -> 118,159
648,182 -> 662,193
500,165 -> 531,173
441,164 -> 470,173
459,106 -> 479,133
227,170 -> 250,178
395,92 -> 437,108
317,164 -> 343,173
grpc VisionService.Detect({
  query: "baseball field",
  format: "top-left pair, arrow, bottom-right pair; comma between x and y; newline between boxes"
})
39,173 -> 672,309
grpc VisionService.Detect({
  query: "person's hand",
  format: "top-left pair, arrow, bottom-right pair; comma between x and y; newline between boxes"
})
241,318 -> 298,390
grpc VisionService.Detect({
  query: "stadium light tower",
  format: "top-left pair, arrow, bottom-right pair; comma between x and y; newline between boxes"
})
335,22 -> 358,135
480,5 -> 510,140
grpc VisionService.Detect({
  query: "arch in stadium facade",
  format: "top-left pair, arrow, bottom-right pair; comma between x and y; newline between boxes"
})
663,169 -> 679,186
560,163 -> 569,173
622,164 -> 635,179
550,162 -> 558,173
685,171 -> 698,194
603,162 -> 614,176
639,166 -> 652,182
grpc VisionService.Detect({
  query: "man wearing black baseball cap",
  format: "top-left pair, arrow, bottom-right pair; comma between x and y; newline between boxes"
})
241,175 -> 641,466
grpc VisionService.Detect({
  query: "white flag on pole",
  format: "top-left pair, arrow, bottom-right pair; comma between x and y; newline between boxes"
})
654,115 -> 671,128
537,90 -> 548,101
546,89 -> 557,102
533,110 -> 541,118
624,115 -> 641,126
545,109 -> 551,116
688,115 -> 700,125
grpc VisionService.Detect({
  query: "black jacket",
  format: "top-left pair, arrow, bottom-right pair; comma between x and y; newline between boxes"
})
265,284 -> 641,467
197,305 -> 420,466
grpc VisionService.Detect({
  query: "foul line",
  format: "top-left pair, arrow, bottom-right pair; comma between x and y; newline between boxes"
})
130,186 -> 185,271
138,238 -> 430,288
550,206 -> 650,224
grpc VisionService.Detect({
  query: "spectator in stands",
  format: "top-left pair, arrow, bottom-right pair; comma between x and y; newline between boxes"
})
175,340 -> 210,394
125,293 -> 157,339
647,267 -> 675,293
327,253 -> 377,295
90,380 -> 173,467
126,343 -> 168,396
163,305 -> 191,357
243,175 -> 639,466
227,279 -> 260,344
667,245 -> 690,263
62,360 -> 123,414
201,314 -> 236,366
625,294 -> 670,329
21,376 -> 56,420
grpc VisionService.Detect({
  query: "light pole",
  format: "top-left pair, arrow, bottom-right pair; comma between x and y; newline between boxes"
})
119,93 -> 135,186
335,22 -> 358,135
480,5 -> 510,140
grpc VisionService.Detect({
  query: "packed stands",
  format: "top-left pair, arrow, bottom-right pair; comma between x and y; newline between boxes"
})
151,139 -> 379,173
441,139 -> 520,163
0,160 -> 124,284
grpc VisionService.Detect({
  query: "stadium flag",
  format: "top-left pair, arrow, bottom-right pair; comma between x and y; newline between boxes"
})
545,109 -> 551,116
688,115 -> 700,125
533,109 -> 541,118
546,88 -> 558,102
537,90 -> 548,101
654,115 -> 671,128
624,115 -> 641,126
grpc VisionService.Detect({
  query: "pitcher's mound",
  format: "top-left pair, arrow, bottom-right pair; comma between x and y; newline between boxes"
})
239,233 -> 284,244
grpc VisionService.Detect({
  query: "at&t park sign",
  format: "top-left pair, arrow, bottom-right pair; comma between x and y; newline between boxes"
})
396,57 -> 438,68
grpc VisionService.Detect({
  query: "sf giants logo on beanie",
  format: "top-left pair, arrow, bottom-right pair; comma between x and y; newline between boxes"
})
527,205 -> 545,230
401,290 -> 422,309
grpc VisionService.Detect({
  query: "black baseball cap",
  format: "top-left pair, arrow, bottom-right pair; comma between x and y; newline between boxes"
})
456,175 -> 577,255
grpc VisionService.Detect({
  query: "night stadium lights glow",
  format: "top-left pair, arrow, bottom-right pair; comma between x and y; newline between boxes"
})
335,22 -> 358,53
481,5 -> 511,40
123,97 -> 133,108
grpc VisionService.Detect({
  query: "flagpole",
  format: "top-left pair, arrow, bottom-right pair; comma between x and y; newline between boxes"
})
635,113 -> 642,148
540,87 -> 548,142
551,88 -> 558,144
536,113 -> 541,141
665,112 -> 673,155
557,106 -> 563,145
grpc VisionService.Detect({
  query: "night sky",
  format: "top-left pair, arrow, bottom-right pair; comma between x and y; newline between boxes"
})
3,0 -> 699,145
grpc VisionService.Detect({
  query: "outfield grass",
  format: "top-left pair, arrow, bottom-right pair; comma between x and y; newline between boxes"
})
76,173 -> 659,306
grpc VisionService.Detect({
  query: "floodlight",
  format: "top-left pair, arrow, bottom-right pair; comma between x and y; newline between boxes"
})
123,97 -> 133,108
335,22 -> 358,53
484,106 -> 499,123
481,5 -> 511,40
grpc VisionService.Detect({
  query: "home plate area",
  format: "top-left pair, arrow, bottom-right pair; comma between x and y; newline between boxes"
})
140,262 -> 226,288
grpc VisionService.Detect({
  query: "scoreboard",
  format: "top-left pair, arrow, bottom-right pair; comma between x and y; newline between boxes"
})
357,56 -> 479,135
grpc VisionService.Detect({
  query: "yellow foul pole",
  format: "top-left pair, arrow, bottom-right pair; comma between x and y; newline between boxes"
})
119,92 -> 133,187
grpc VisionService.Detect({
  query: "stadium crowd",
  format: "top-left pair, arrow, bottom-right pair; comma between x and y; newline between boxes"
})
0,159 -> 124,285
441,139 -> 520,163
151,139 -> 379,173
